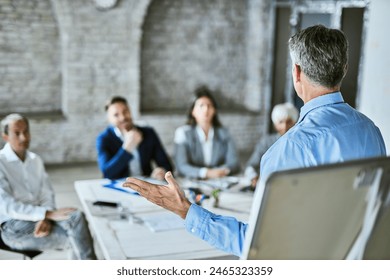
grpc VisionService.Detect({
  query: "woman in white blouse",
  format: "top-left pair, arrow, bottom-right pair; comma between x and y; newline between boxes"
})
174,86 -> 240,179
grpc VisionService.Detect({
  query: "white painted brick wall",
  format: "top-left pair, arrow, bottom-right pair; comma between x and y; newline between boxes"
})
0,0 -> 272,166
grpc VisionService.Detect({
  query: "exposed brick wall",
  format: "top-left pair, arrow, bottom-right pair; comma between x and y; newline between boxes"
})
141,0 -> 248,112
0,0 -> 272,166
0,0 -> 60,113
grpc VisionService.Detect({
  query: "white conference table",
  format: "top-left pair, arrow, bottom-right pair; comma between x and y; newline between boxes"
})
74,177 -> 253,260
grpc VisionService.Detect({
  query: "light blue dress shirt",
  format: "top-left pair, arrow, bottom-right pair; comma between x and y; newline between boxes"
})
184,92 -> 387,257
113,127 -> 142,176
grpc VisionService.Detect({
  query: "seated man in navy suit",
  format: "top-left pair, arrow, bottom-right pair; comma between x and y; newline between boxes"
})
96,96 -> 173,180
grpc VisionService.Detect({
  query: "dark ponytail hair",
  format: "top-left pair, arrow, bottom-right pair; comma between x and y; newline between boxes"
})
186,86 -> 222,127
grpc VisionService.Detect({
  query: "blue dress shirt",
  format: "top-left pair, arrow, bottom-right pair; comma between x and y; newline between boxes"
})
184,92 -> 386,257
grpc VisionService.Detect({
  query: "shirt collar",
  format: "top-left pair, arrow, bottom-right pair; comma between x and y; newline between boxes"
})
0,143 -> 34,162
298,91 -> 344,123
196,125 -> 214,143
113,126 -> 123,139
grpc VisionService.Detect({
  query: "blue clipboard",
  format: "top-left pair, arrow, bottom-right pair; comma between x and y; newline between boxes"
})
102,180 -> 140,196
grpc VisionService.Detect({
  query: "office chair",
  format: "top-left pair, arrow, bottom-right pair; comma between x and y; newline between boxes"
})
0,234 -> 42,260
242,156 -> 390,260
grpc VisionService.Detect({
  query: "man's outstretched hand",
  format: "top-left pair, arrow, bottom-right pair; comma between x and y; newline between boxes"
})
123,172 -> 191,219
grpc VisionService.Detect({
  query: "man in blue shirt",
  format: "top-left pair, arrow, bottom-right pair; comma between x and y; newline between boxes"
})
123,25 -> 386,257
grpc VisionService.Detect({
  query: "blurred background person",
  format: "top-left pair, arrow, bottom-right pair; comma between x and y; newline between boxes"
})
244,102 -> 299,188
174,86 -> 240,179
96,96 -> 173,180
0,114 -> 96,259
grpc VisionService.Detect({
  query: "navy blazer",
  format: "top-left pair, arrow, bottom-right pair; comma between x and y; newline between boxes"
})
96,126 -> 173,180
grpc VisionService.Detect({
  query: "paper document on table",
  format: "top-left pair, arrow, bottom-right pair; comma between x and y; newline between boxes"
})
112,222 -> 218,259
141,212 -> 185,232
188,176 -> 240,189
